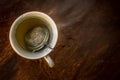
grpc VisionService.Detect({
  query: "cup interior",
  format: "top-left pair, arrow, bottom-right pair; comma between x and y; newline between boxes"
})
16,17 -> 48,50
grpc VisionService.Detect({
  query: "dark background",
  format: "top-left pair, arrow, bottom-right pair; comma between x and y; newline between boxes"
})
0,0 -> 120,80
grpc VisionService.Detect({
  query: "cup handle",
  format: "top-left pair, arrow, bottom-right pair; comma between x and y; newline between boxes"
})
44,55 -> 54,68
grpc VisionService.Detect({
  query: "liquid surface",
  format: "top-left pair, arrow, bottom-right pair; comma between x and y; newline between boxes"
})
15,18 -> 49,51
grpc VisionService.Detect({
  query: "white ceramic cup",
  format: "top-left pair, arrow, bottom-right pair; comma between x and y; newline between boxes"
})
9,11 -> 58,68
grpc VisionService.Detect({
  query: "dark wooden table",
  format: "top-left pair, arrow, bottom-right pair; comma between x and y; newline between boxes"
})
0,0 -> 120,80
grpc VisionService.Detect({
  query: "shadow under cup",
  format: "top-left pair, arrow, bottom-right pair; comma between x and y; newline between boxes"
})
10,13 -> 57,59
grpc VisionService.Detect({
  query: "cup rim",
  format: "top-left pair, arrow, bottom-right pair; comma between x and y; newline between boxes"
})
9,11 -> 58,59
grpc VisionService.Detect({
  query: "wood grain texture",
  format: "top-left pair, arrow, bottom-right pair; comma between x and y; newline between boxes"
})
0,0 -> 120,80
